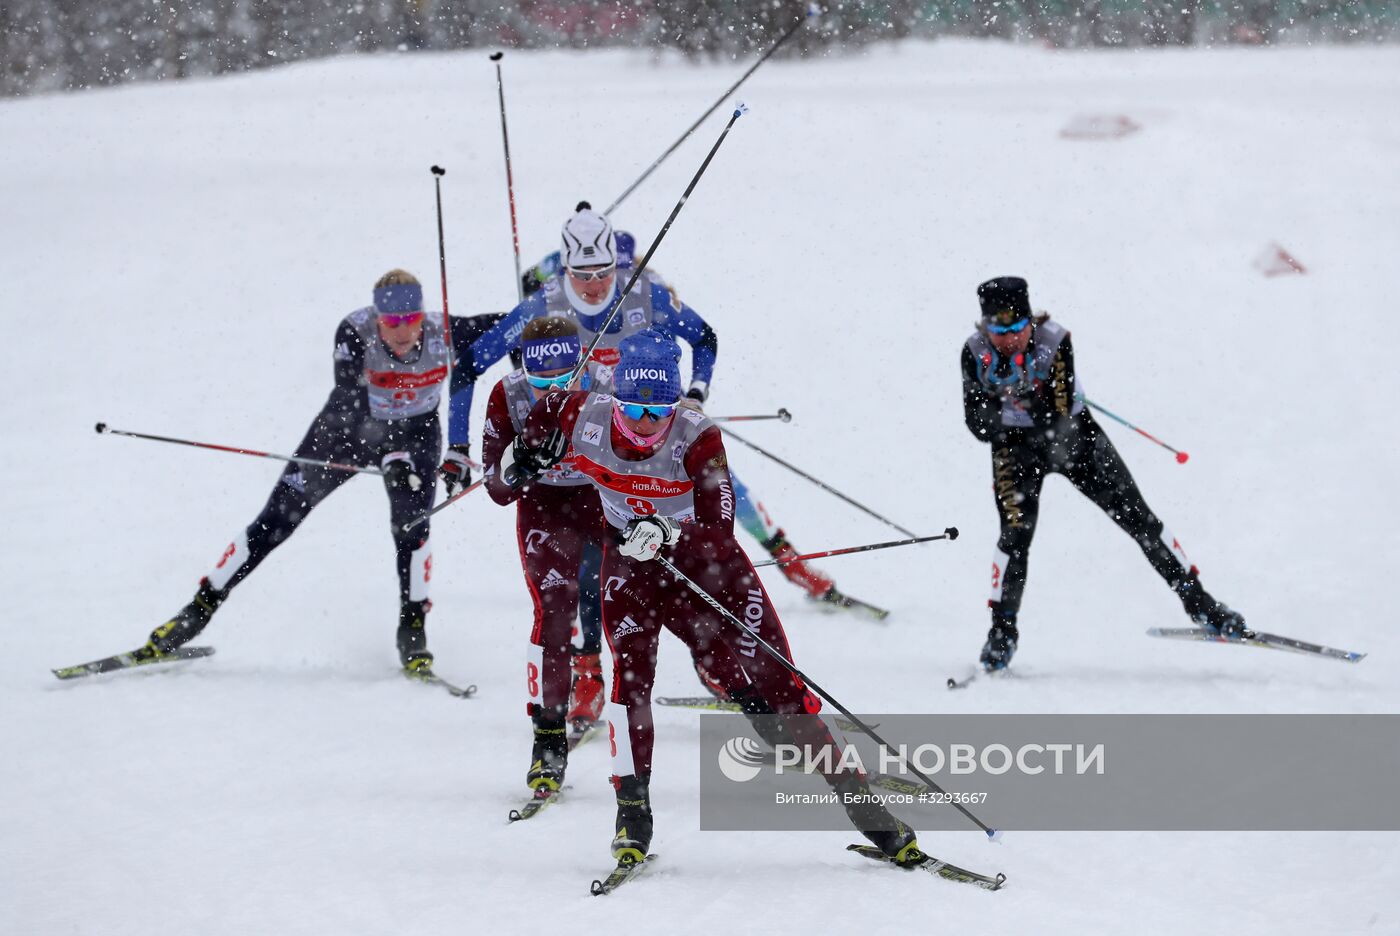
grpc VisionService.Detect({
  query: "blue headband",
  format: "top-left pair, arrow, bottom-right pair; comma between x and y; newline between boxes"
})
373,283 -> 424,314
523,334 -> 582,373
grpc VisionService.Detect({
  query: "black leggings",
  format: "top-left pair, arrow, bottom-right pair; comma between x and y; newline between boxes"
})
989,414 -> 1190,618
217,408 -> 439,605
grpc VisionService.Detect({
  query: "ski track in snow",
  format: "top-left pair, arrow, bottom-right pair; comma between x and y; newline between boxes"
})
3,40 -> 1398,935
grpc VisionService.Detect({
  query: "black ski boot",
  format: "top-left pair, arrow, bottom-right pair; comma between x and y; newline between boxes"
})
526,712 -> 568,793
144,578 -> 226,658
979,611 -> 1019,672
611,774 -> 653,863
1176,574 -> 1248,639
835,772 -> 923,865
396,600 -> 433,672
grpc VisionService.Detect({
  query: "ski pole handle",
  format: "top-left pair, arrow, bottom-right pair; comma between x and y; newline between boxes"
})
95,422 -> 384,476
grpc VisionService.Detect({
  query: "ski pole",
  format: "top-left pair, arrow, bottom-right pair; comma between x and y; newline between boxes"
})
95,423 -> 384,476
564,104 -> 747,391
490,51 -> 524,303
710,408 -> 792,424
604,8 -> 815,215
1078,394 -> 1189,464
401,477 -> 487,532
719,428 -> 918,538
654,554 -> 999,840
430,165 -> 455,386
752,529 -> 959,569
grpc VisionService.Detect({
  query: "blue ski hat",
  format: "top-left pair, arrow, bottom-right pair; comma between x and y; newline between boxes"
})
374,282 -> 423,314
613,330 -> 682,405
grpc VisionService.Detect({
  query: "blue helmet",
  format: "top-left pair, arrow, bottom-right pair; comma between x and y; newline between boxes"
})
613,330 -> 681,405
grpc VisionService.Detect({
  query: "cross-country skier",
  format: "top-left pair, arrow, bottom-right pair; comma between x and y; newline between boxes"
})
962,275 -> 1246,672
138,269 -> 501,673
483,317 -> 770,796
509,329 -> 922,866
510,206 -> 867,616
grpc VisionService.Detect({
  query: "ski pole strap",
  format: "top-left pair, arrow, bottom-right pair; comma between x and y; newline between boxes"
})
752,529 -> 959,568
654,554 -> 998,839
719,427 -> 918,538
400,477 -> 486,532
95,422 -> 384,476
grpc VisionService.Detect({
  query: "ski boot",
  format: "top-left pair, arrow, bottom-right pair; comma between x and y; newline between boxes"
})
611,774 -> 653,863
527,714 -> 568,792
143,577 -> 227,659
762,530 -> 836,601
1176,574 -> 1248,639
979,610 -> 1019,672
566,653 -> 605,732
396,599 -> 434,672
835,772 -> 923,866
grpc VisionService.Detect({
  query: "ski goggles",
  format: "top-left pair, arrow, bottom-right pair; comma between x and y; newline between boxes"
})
566,264 -> 616,283
985,316 -> 1030,335
526,371 -> 574,390
379,311 -> 425,327
615,399 -> 676,421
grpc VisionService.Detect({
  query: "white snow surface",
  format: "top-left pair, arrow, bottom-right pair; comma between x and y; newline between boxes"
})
3,40 -> 1399,935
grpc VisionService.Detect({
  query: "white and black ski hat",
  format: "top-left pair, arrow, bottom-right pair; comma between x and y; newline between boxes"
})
560,201 -> 617,270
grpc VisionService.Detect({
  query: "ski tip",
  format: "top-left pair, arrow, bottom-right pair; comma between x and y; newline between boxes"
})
507,810 -> 524,822
489,51 -> 503,61
946,677 -> 958,690
992,872 -> 1008,890
94,421 -> 108,433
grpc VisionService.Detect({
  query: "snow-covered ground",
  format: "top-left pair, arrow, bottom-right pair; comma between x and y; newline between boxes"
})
3,39 -> 1398,934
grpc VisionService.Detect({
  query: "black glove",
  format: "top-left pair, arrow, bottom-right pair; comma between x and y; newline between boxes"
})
439,444 -> 473,498
522,268 -> 544,297
382,454 -> 424,493
502,429 -> 567,488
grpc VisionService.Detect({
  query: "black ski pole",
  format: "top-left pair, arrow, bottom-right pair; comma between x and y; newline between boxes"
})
95,423 -> 383,476
654,554 -> 998,840
711,408 -> 792,424
752,529 -> 958,568
401,478 -> 486,532
564,104 -> 747,391
720,427 -> 918,538
430,165 -> 455,382
604,9 -> 814,215
490,51 -> 524,303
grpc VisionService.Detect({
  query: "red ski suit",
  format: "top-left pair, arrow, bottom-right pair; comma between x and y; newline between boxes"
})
522,391 -> 833,782
483,377 -> 607,717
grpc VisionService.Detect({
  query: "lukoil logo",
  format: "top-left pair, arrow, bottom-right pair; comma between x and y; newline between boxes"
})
717,736 -> 766,783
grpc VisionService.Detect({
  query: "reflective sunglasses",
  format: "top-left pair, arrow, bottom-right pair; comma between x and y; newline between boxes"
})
567,264 -> 616,283
380,311 -> 425,327
526,371 -> 574,390
615,399 -> 676,421
986,316 -> 1030,335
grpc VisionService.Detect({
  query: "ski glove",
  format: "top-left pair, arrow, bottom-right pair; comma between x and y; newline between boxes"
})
501,429 -> 567,489
439,444 -> 474,497
618,515 -> 683,562
382,453 -> 424,493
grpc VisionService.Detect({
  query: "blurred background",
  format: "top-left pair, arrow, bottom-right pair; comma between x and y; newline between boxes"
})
6,0 -> 1398,99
